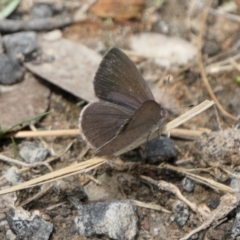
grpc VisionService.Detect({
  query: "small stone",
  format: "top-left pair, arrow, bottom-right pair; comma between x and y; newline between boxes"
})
4,166 -> 23,185
182,177 -> 195,192
31,4 -> 54,19
202,41 -> 220,56
75,200 -> 138,240
208,198 -> 220,209
3,32 -> 38,61
42,30 -> 62,42
7,208 -> 53,240
19,141 -> 49,163
146,137 -> 177,164
232,207 -> 240,239
172,200 -> 189,228
0,53 -> 24,85
5,229 -> 16,240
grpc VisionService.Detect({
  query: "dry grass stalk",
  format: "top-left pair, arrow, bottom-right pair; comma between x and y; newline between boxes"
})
0,157 -> 106,196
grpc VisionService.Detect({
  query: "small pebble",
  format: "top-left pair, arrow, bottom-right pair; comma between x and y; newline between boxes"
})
31,4 -> 54,19
0,53 -> 24,85
3,32 -> 38,61
19,141 -> 49,163
75,200 -> 138,240
4,166 -> 23,185
232,207 -> 240,239
146,136 -> 177,164
208,198 -> 220,209
172,200 -> 189,228
182,177 -> 195,192
7,208 -> 53,240
202,41 -> 220,56
42,30 -> 62,42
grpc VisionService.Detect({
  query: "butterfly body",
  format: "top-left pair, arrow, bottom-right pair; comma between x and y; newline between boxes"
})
79,48 -> 167,156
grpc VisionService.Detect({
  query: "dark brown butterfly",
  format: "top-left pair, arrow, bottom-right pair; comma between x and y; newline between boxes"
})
79,48 -> 167,156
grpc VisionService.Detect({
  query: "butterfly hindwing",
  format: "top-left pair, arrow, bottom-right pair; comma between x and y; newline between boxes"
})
96,100 -> 162,156
79,101 -> 134,149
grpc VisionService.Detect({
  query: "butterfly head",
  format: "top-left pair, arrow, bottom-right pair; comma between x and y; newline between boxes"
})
160,105 -> 168,120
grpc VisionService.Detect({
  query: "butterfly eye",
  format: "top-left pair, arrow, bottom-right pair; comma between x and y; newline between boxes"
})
161,108 -> 168,118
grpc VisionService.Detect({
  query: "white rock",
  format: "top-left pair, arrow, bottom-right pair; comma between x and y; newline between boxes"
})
129,33 -> 197,67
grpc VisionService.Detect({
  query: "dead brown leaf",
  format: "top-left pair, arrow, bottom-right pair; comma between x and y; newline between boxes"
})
90,0 -> 145,20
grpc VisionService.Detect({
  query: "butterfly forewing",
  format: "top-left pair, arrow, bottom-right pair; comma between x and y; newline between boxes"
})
80,101 -> 134,149
94,48 -> 155,111
96,100 -> 162,156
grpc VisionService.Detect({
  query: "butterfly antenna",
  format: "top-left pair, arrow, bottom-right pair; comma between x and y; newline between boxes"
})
169,104 -> 195,110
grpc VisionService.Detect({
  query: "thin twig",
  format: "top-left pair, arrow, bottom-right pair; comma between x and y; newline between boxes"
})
29,124 -> 50,151
206,64 -> 235,74
45,140 -> 75,164
141,175 -> 197,212
4,129 -> 79,138
4,127 -> 211,141
206,53 -> 240,69
229,58 -> 240,72
162,164 -> 234,193
0,140 -> 75,184
133,200 -> 171,213
19,184 -> 52,208
209,7 -> 240,23
197,3 -> 237,121
0,14 -> 86,32
180,193 -> 238,240
0,157 -> 107,196
0,154 -> 52,172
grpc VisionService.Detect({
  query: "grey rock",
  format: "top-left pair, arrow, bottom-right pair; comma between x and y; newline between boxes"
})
0,53 -> 24,85
75,200 -> 138,240
202,41 -> 220,56
5,229 -> 16,240
31,4 -> 54,19
19,141 -> 49,163
7,208 -> 53,240
3,32 -> 38,61
172,200 -> 189,228
208,198 -> 220,209
146,136 -> 177,164
4,166 -> 23,185
232,207 -> 240,239
182,177 -> 195,192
